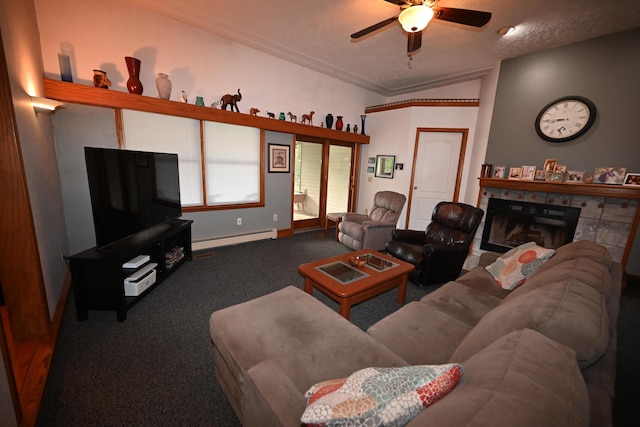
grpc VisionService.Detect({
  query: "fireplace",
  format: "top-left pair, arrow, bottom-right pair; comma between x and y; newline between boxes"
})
480,198 -> 581,253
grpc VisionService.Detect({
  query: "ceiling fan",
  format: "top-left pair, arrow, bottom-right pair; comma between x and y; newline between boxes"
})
351,0 -> 492,56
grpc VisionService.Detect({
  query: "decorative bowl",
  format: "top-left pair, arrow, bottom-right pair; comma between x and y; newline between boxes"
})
348,255 -> 367,267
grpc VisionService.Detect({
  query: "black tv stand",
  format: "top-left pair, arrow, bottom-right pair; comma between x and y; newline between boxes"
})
68,219 -> 193,321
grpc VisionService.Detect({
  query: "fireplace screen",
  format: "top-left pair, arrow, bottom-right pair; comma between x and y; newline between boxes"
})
481,198 -> 581,253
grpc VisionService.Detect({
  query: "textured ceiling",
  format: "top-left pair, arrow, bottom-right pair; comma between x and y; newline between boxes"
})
119,0 -> 640,96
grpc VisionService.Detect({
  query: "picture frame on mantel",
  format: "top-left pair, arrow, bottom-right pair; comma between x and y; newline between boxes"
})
593,167 -> 627,185
268,144 -> 290,173
508,167 -> 522,180
567,170 -> 587,183
520,165 -> 536,181
623,173 -> 640,187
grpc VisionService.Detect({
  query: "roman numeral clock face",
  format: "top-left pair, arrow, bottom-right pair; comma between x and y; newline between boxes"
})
535,96 -> 596,142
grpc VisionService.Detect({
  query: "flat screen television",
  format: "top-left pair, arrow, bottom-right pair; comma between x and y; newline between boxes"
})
84,147 -> 182,248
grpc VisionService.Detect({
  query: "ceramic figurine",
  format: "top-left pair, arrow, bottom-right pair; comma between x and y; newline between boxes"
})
92,69 -> 111,89
301,111 -> 314,125
180,91 -> 188,103
221,89 -> 242,112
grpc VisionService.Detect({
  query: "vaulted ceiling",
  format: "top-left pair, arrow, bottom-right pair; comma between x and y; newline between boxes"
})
120,0 -> 640,96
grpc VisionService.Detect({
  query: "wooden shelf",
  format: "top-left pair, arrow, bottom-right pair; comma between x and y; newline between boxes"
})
479,178 -> 640,200
43,79 -> 370,144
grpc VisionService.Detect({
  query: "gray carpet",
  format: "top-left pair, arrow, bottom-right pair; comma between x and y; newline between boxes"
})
37,230 -> 437,426
38,230 -> 640,426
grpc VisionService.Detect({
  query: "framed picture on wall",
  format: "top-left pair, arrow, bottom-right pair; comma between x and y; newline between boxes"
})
375,155 -> 396,179
268,144 -> 290,173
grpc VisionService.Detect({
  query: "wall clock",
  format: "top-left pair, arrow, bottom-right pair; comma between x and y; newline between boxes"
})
535,96 -> 596,143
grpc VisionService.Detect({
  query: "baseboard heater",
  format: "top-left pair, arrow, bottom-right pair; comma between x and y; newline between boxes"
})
192,228 -> 278,251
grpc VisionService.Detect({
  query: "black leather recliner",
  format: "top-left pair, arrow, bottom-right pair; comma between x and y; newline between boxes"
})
385,201 -> 484,286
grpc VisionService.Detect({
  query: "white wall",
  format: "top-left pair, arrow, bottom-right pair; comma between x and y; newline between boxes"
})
35,0 -> 496,245
35,0 -> 385,124
358,79 -> 486,228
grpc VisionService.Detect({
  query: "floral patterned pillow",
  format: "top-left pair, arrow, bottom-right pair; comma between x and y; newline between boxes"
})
301,364 -> 463,427
486,241 -> 556,290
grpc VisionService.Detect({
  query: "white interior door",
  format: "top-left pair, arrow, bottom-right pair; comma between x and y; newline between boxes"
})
407,129 -> 466,230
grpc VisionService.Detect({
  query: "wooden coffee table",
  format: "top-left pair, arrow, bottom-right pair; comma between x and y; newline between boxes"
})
298,249 -> 414,320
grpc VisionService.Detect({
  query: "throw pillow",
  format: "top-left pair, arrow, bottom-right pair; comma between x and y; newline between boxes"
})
485,241 -> 555,290
300,364 -> 463,427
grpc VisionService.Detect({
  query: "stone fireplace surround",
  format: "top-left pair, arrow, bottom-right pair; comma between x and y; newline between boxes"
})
468,178 -> 640,271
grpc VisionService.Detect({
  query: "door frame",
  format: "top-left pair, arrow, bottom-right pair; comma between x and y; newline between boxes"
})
405,128 -> 468,229
292,137 -> 360,230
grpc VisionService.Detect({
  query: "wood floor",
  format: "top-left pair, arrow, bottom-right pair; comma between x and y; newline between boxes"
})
1,277 -> 70,427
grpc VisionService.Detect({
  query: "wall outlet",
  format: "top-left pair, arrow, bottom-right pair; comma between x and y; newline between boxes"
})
273,214 -> 278,221
236,218 -> 242,225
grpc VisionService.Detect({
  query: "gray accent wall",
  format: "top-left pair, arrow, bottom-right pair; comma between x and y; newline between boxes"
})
52,105 -> 295,253
485,26 -> 640,275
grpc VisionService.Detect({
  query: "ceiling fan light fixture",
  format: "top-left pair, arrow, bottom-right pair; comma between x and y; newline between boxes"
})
398,5 -> 434,33
497,26 -> 516,36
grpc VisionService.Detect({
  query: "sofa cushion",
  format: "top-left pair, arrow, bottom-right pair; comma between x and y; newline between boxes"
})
485,241 -> 555,290
409,329 -> 589,427
505,256 -> 613,302
367,301 -> 474,365
301,364 -> 462,427
209,286 -> 408,402
537,239 -> 612,272
450,280 -> 608,369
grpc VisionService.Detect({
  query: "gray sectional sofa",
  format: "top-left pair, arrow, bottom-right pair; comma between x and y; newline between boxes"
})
209,240 -> 621,426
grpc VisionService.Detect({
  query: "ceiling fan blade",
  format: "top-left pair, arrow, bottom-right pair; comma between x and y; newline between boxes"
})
351,16 -> 399,39
433,7 -> 492,27
407,31 -> 422,54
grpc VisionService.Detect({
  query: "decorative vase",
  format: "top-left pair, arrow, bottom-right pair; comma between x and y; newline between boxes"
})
336,116 -> 344,131
325,113 -> 334,129
360,115 -> 367,135
346,124 -> 351,132
59,54 -> 73,82
354,124 -> 358,134
92,69 -> 111,89
155,73 -> 172,99
195,96 -> 205,106
125,56 -> 143,95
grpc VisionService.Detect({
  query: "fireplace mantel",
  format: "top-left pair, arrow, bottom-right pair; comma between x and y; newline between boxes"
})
476,178 -> 640,270
478,178 -> 640,200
